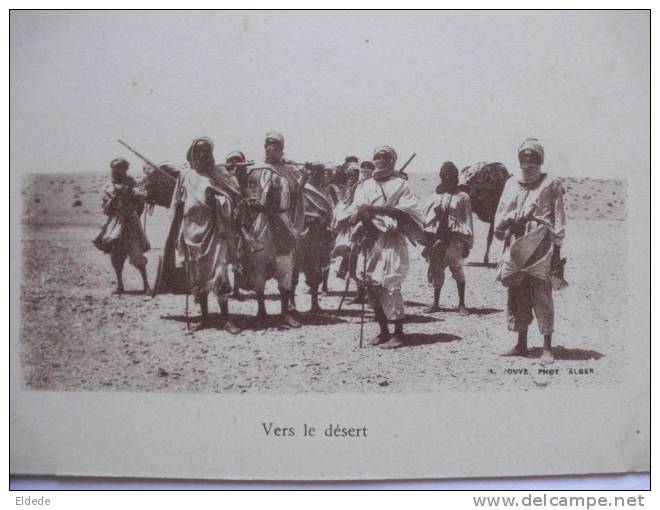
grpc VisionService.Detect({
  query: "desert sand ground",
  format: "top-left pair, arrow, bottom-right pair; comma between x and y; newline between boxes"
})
19,172 -> 628,393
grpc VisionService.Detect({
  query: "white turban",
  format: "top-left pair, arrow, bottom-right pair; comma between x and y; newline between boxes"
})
265,132 -> 285,148
373,145 -> 398,165
518,137 -> 544,164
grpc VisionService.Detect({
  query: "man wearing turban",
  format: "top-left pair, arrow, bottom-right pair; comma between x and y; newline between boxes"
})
359,160 -> 375,182
256,132 -> 306,322
422,161 -> 474,315
225,150 -> 247,175
261,132 -> 306,245
494,137 -> 566,361
225,150 -> 248,299
175,137 -> 242,333
98,158 -> 151,294
335,145 -> 425,348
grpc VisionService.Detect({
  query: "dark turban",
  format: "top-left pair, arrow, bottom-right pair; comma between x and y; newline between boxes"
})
110,158 -> 129,171
186,137 -> 215,169
437,161 -> 459,193
439,161 -> 459,180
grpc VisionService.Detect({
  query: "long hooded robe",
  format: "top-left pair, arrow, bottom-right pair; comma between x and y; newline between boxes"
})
175,166 -> 239,299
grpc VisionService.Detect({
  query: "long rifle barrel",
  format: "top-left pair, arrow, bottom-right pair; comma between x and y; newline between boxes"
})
398,152 -> 417,176
220,161 -> 255,169
118,139 -> 178,184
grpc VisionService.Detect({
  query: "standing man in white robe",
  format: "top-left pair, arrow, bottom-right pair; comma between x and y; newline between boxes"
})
494,138 -> 566,361
339,146 -> 424,349
176,137 -> 241,334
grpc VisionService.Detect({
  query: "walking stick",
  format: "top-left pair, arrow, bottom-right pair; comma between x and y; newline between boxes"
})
359,248 -> 367,349
183,246 -> 191,331
185,291 -> 190,331
334,275 -> 351,315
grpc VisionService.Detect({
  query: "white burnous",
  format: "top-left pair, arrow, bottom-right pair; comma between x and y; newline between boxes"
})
494,137 -> 567,362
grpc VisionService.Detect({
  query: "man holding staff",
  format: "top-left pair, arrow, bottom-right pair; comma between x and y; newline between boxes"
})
176,137 -> 242,334
337,146 -> 424,348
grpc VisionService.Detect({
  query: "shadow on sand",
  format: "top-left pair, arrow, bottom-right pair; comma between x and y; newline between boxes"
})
404,300 -> 428,308
450,307 -> 502,316
115,289 -> 151,296
161,311 -> 350,331
402,332 -> 461,347
466,262 -> 499,269
326,308 -> 372,318
319,289 -> 355,298
329,310 -> 443,324
404,302 -> 502,316
415,306 -> 502,316
527,345 -> 605,361
261,288 -> 359,300
403,313 -> 445,324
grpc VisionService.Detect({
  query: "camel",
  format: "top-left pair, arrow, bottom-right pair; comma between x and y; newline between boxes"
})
459,162 -> 511,265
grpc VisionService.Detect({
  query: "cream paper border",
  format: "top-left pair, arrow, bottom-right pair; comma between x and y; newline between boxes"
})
9,10 -> 649,481
10,386 -> 650,480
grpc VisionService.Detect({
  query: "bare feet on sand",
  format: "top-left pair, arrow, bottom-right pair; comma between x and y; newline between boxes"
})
380,335 -> 405,349
223,320 -> 241,335
281,313 -> 301,329
194,320 -> 211,332
369,333 -> 390,347
501,346 -> 529,357
539,349 -> 554,363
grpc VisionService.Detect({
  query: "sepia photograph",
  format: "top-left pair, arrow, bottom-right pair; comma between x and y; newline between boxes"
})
10,9 -> 650,483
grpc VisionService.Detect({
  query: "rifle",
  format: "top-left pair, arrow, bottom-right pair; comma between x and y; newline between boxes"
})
223,161 -> 256,169
118,139 -> 178,184
397,153 -> 416,180
120,140 -> 263,254
426,193 -> 455,272
120,139 -> 255,176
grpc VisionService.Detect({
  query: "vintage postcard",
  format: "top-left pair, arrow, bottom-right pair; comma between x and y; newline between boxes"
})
10,10 -> 649,481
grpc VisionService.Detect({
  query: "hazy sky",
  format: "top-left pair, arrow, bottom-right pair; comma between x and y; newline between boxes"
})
10,10 -> 649,177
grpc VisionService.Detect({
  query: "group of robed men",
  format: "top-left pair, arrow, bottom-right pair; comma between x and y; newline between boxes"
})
101,134 -> 566,360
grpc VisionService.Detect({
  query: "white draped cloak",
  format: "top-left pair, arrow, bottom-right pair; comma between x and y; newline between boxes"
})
338,176 -> 424,292
494,174 -> 566,283
175,168 -> 234,297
